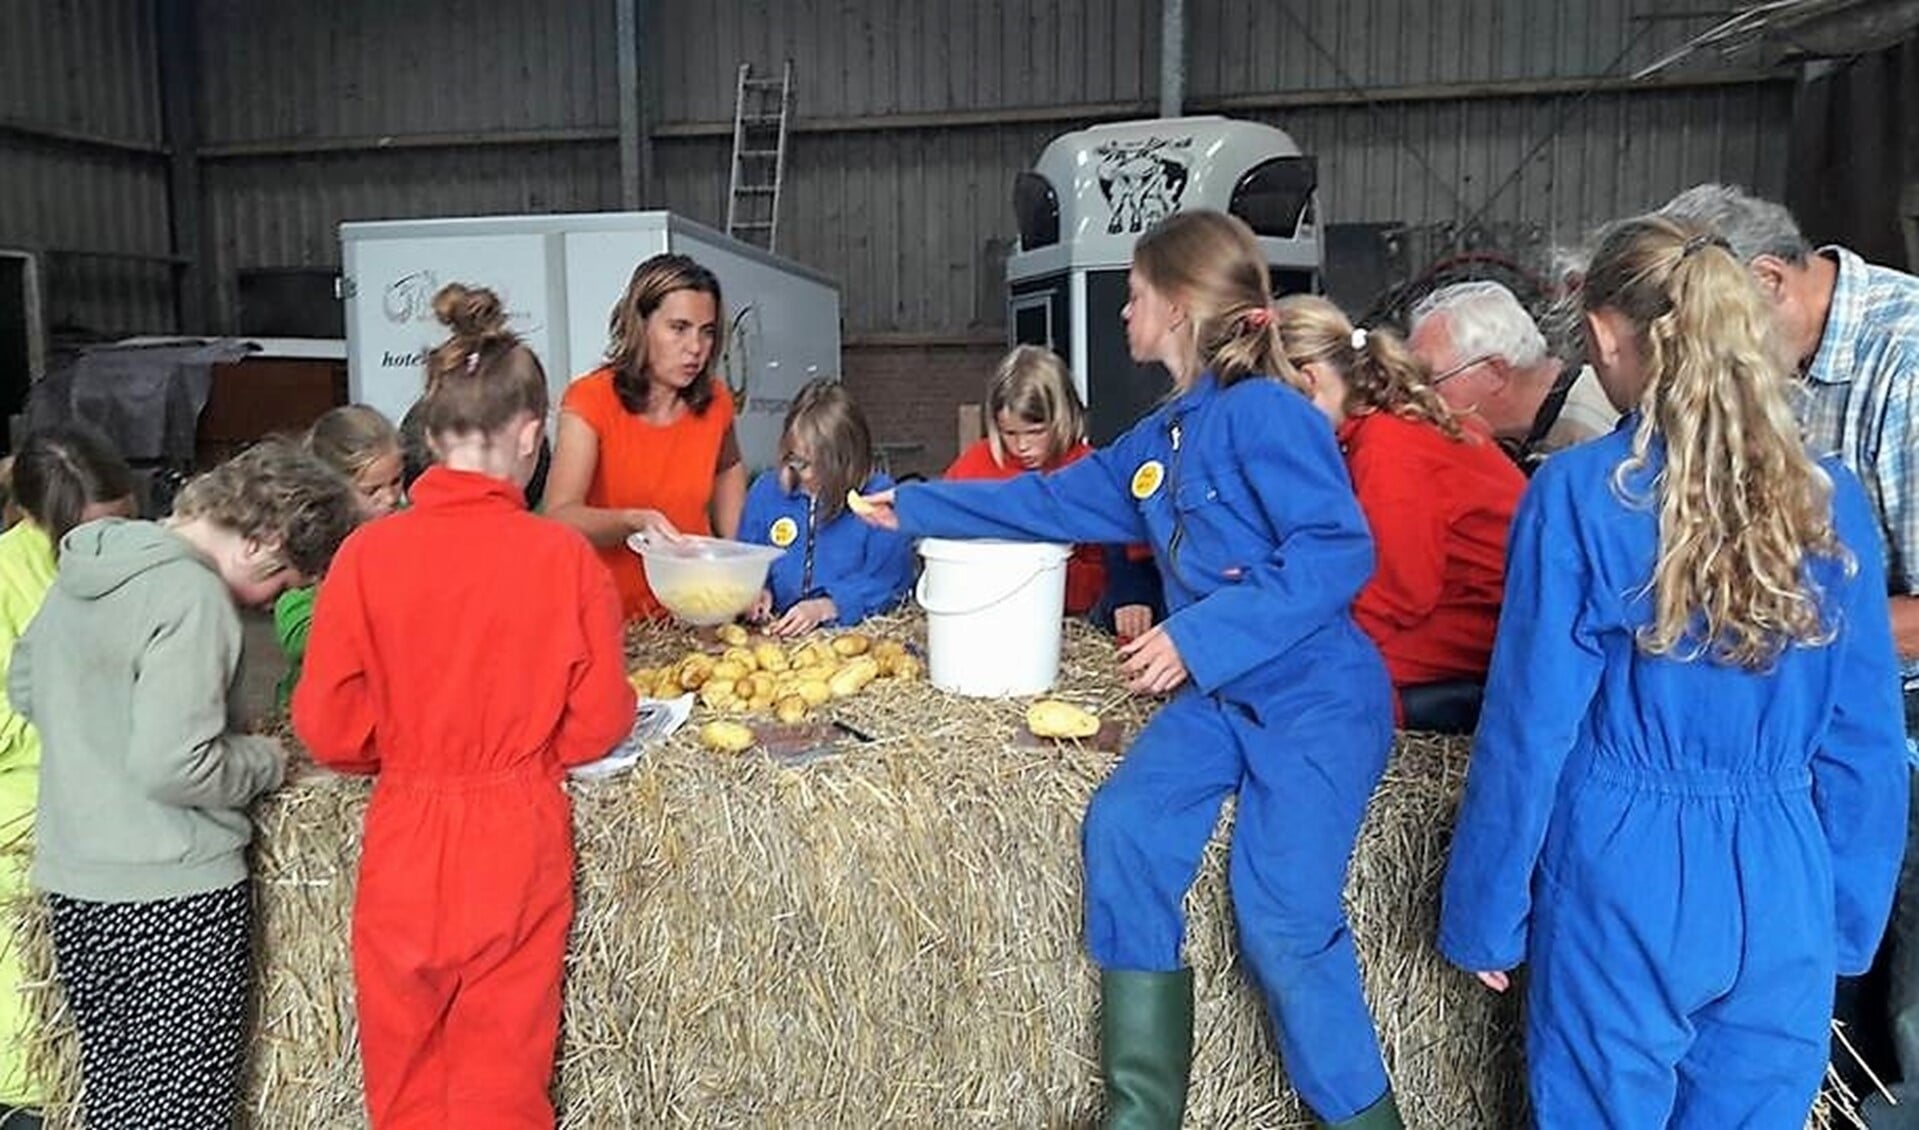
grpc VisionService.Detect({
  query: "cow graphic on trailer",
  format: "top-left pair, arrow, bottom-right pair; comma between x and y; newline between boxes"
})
1095,136 -> 1193,234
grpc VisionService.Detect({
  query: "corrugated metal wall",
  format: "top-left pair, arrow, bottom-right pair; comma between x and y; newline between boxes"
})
0,0 -> 174,334
2,0 -> 1800,338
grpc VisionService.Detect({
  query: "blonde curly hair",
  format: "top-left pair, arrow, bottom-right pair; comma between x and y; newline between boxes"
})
1581,214 -> 1848,669
172,438 -> 361,578
1274,295 -> 1465,440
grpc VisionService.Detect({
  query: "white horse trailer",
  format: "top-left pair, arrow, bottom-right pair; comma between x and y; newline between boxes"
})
1006,116 -> 1322,442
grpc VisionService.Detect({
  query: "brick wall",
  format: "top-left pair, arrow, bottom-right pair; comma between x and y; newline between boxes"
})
844,339 -> 1005,481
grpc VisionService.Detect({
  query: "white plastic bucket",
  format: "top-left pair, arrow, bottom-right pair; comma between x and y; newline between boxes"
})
915,538 -> 1072,697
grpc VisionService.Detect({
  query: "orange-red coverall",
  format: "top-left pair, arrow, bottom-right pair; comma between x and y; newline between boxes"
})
293,467 -> 635,1129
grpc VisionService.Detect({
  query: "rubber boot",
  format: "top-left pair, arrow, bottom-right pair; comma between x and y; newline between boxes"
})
1322,1090 -> 1404,1130
1099,968 -> 1194,1130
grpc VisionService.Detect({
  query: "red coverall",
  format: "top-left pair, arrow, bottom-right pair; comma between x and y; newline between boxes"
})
292,467 -> 635,1129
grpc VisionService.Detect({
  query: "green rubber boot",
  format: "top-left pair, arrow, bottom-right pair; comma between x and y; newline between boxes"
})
1322,1090 -> 1404,1129
1099,968 -> 1195,1130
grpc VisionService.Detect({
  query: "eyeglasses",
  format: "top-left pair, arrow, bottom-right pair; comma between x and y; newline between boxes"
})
1431,354 -> 1497,386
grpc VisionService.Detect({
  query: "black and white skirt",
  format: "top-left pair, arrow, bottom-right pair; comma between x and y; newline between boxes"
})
47,882 -> 252,1130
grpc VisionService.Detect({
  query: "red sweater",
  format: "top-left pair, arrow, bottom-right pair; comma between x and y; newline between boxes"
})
293,467 -> 635,777
945,438 -> 1107,614
1339,412 -> 1525,689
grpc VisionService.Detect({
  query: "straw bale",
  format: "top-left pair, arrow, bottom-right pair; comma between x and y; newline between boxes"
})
7,613 -> 1864,1126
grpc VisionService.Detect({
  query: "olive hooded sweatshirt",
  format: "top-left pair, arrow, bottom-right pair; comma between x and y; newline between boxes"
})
10,518 -> 283,902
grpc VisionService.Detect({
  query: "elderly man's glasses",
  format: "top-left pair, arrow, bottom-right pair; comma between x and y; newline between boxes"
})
1432,354 -> 1496,385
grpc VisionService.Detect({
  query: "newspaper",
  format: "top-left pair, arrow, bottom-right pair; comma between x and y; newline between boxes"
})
568,694 -> 696,780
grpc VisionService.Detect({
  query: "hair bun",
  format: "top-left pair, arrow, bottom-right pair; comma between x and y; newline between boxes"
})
432,283 -> 508,340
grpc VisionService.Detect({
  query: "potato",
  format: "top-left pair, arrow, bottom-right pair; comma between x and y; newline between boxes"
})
722,647 -> 759,672
651,673 -> 683,700
711,659 -> 750,683
872,639 -> 907,663
774,695 -> 809,724
626,666 -> 656,689
699,679 -> 738,710
890,654 -> 924,682
745,672 -> 779,701
845,488 -> 879,518
716,623 -> 750,647
677,654 -> 715,690
699,720 -> 756,753
752,643 -> 791,673
828,656 -> 881,698
831,633 -> 872,657
794,678 -> 832,707
747,694 -> 775,714
1027,700 -> 1100,740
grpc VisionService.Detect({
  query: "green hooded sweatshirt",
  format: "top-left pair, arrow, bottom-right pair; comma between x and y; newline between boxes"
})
10,518 -> 284,902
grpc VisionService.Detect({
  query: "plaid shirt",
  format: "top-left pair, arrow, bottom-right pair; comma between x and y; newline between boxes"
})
1798,246 -> 1919,699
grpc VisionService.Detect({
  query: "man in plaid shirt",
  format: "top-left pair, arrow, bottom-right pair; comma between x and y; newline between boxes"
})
1664,183 -> 1919,1126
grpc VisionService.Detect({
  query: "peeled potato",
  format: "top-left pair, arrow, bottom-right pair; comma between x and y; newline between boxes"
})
722,647 -> 759,672
716,623 -> 750,647
872,639 -> 907,662
831,633 -> 871,657
699,720 -> 756,753
677,654 -> 715,690
828,656 -> 881,698
753,643 -> 791,673
651,673 -> 683,701
699,679 -> 738,710
1027,700 -> 1101,740
745,672 -> 778,701
626,667 -> 656,689
891,654 -> 925,682
795,678 -> 832,707
846,489 -> 878,518
710,659 -> 750,683
774,695 -> 809,724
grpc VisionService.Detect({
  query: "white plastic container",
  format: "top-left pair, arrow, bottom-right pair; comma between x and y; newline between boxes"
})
627,534 -> 784,626
915,538 -> 1072,697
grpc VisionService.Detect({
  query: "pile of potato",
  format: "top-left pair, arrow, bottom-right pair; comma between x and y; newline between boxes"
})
628,625 -> 923,728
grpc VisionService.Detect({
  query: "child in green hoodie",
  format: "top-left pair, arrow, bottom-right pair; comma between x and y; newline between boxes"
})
272,405 -> 404,710
10,438 -> 359,1128
0,428 -> 135,1129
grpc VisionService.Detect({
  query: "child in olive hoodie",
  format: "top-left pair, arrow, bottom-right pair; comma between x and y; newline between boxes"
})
10,439 -> 358,1128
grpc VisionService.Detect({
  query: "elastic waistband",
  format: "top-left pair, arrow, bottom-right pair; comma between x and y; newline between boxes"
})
1585,761 -> 1811,798
376,759 -> 559,794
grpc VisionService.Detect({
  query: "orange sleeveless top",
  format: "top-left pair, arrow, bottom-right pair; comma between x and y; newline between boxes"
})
561,369 -> 737,620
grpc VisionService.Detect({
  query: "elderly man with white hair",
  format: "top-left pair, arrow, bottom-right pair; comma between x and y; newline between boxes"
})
1406,281 -> 1617,474
1663,181 -> 1919,1128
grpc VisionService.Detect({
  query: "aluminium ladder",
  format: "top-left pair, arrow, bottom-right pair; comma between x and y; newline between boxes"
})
725,61 -> 793,252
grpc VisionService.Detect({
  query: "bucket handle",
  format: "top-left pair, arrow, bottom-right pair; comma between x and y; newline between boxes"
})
915,560 -> 1056,617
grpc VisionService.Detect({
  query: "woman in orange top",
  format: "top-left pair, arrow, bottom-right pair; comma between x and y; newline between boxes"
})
547,254 -> 747,619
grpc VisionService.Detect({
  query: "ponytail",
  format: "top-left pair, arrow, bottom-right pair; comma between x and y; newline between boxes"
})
1132,211 -> 1310,394
1272,295 -> 1464,438
1583,215 -> 1844,668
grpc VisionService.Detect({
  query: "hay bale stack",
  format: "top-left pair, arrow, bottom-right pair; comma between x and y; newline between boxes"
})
11,615 -> 1849,1126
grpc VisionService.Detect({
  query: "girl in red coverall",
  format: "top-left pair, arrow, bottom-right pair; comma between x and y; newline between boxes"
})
293,283 -> 636,1129
1276,295 -> 1526,734
944,345 -> 1162,638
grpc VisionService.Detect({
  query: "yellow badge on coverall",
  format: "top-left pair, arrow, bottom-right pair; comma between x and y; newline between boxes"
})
769,516 -> 799,548
1131,460 -> 1165,500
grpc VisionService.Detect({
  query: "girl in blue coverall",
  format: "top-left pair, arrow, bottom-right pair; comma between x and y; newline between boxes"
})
742,378 -> 914,637
1439,216 -> 1909,1127
857,210 -> 1401,1128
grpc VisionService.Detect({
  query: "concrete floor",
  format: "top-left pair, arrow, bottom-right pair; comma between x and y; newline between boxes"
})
235,607 -> 290,725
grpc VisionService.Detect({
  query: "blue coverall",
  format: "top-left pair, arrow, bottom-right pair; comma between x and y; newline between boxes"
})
1439,425 -> 1910,1128
741,469 -> 916,625
895,373 -> 1397,1121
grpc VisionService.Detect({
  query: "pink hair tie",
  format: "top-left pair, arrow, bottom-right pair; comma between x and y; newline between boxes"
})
466,351 -> 480,373
1243,306 -> 1274,331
